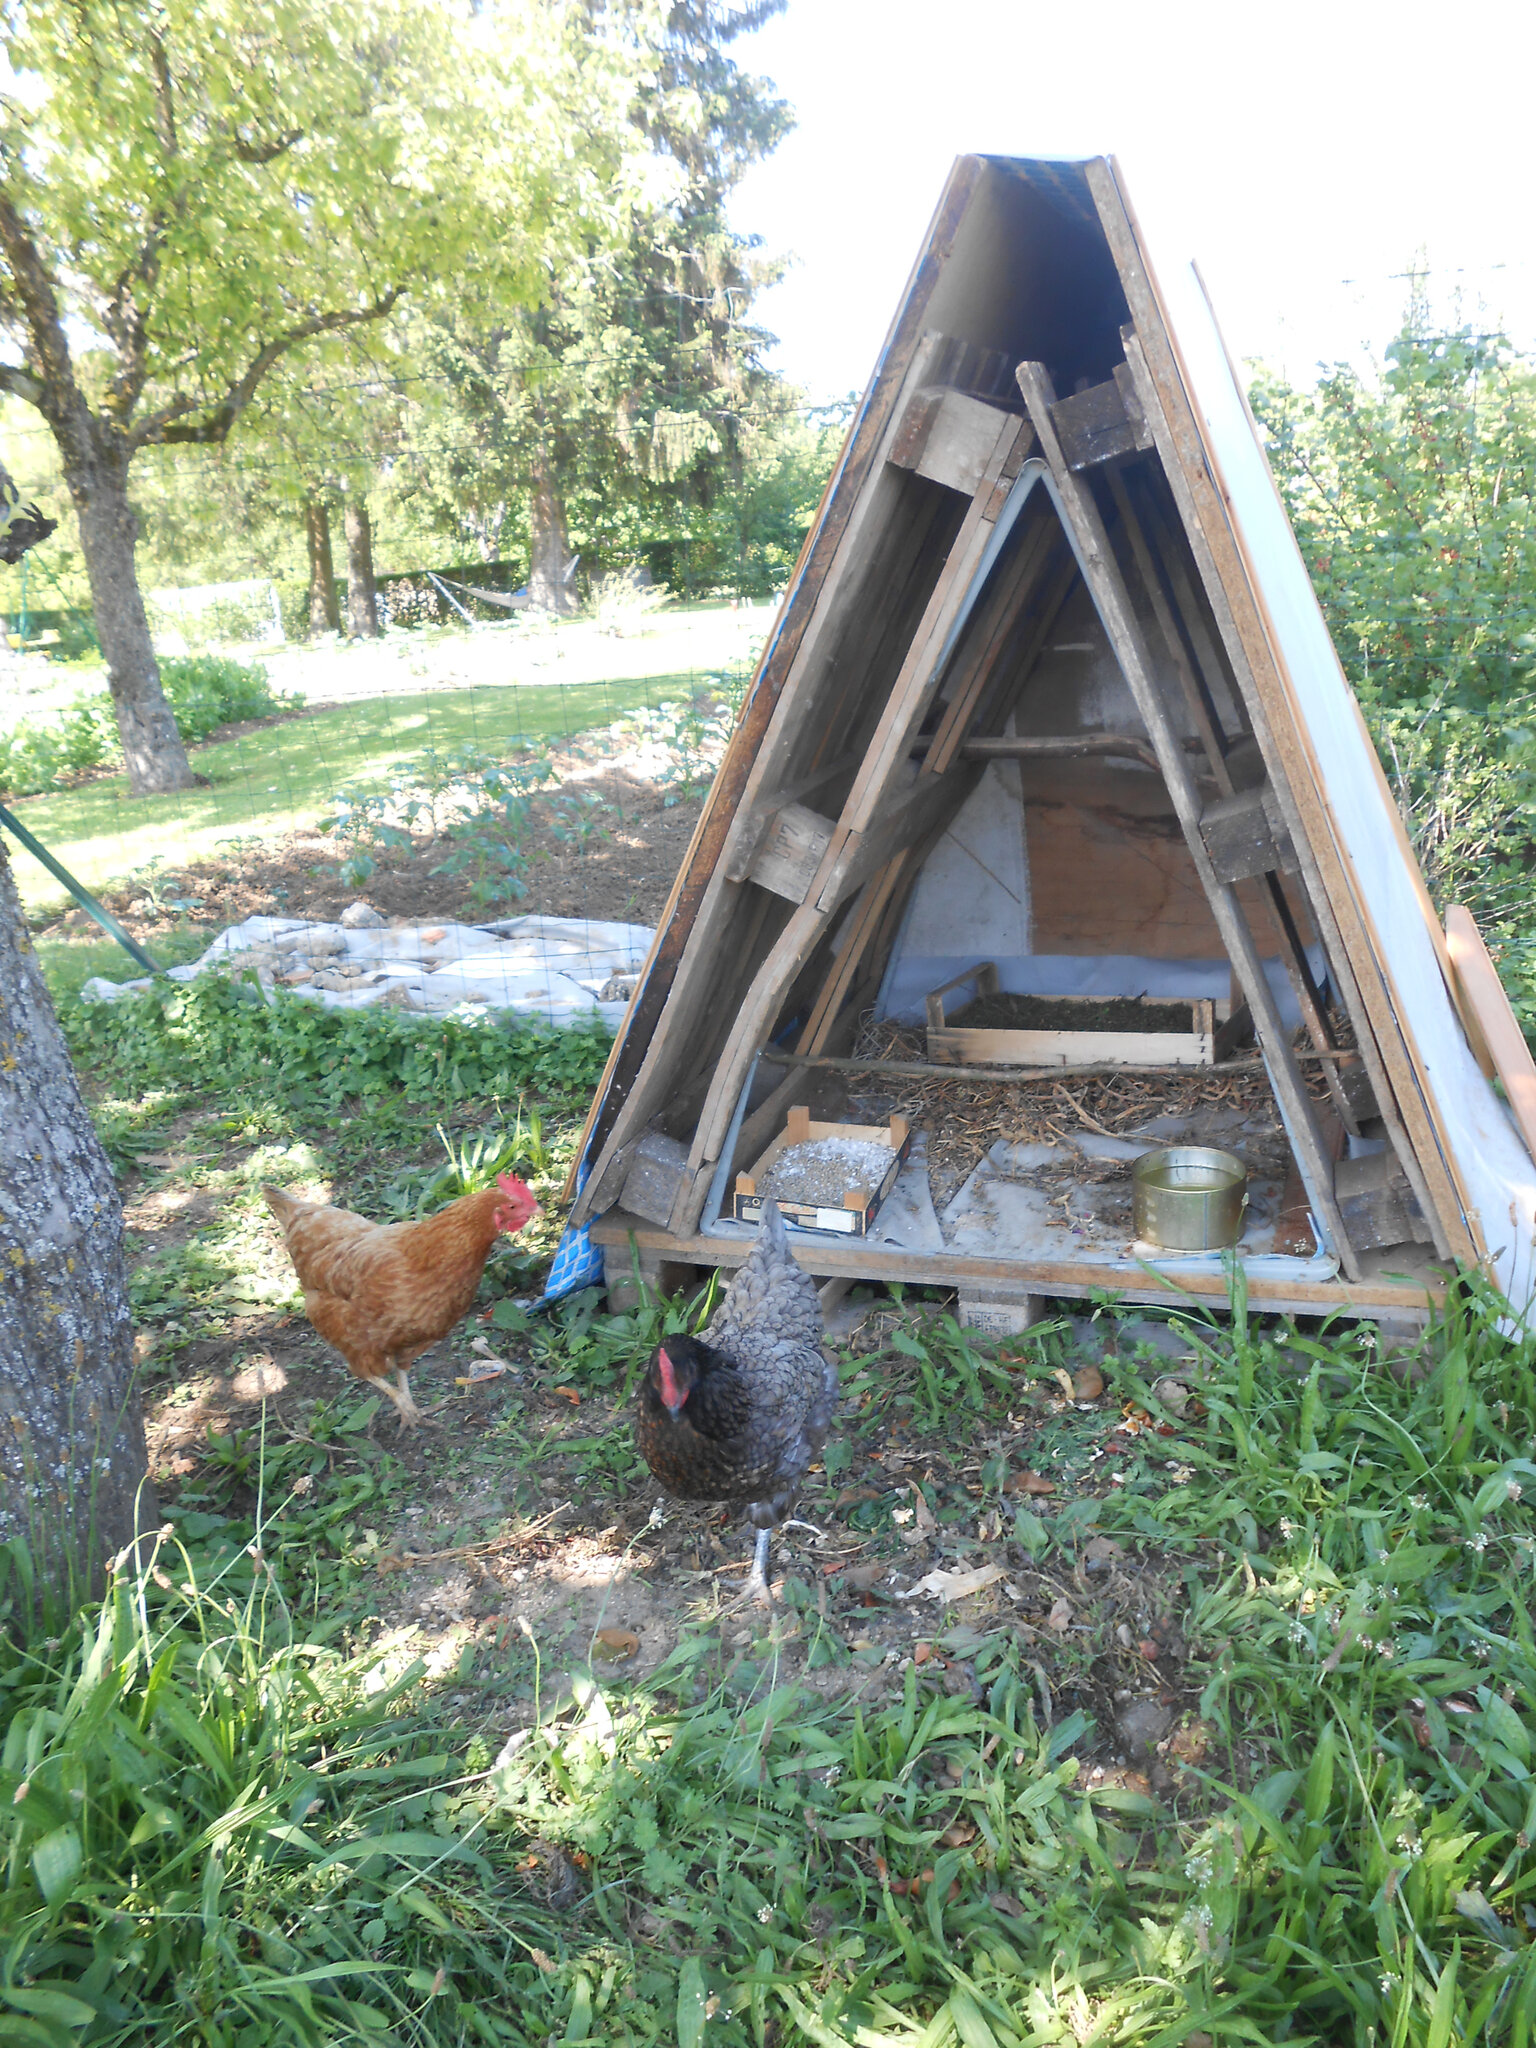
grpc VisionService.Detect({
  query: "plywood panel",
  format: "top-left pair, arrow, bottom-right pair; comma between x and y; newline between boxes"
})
1021,759 -> 1315,957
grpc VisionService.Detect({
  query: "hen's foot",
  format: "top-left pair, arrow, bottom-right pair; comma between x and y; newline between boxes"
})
722,1529 -> 776,1608
373,1371 -> 436,1431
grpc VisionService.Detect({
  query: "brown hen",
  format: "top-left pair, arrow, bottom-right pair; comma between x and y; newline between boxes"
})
262,1173 -> 537,1426
636,1198 -> 837,1601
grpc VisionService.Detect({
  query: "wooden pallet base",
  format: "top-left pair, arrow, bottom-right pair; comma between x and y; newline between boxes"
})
591,1210 -> 1442,1325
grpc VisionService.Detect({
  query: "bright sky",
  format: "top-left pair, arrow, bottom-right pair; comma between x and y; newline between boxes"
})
731,0 -> 1536,403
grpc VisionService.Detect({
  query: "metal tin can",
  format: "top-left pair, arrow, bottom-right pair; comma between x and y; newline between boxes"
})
1132,1145 -> 1249,1250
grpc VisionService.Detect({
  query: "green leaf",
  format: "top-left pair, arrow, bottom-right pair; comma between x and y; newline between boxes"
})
676,1957 -> 708,2048
30,1825 -> 82,1907
946,1989 -> 1000,2048
2,1987 -> 97,2028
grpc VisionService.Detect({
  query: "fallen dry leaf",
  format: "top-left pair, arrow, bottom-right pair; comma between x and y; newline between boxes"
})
988,1890 -> 1026,1919
1051,1368 -> 1077,1401
839,1561 -> 889,1592
941,1822 -> 977,1848
913,1640 -> 936,1665
911,1484 -> 938,1536
1046,1596 -> 1074,1632
1072,1364 -> 1106,1401
593,1628 -> 639,1661
1084,1535 -> 1123,1565
1008,1470 -> 1056,1497
550,1386 -> 581,1405
1137,1637 -> 1161,1661
896,1563 -> 1006,1604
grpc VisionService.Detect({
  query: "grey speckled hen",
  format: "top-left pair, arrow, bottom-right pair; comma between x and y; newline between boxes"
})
635,1199 -> 838,1603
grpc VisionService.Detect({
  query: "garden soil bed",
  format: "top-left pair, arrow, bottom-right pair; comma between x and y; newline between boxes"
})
35,760 -> 707,944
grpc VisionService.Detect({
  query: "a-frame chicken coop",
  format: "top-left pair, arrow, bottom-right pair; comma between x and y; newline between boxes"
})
565,154 -> 1536,1330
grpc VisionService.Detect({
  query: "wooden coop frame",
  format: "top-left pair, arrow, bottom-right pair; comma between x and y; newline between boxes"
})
565,154 -> 1536,1331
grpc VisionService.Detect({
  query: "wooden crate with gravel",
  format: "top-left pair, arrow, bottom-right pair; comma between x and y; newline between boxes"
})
732,1105 -> 912,1235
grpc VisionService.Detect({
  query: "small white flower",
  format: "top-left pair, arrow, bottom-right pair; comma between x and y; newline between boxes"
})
648,1500 -> 666,1530
1381,1974 -> 1397,1995
1280,1518 -> 1297,1539
1376,1640 -> 1396,1660
757,1904 -> 774,1924
1184,1853 -> 1213,1886
1409,1495 -> 1428,1511
1474,1641 -> 1492,1661
1470,1532 -> 1489,1553
1509,1481 -> 1524,1501
1289,1620 -> 1309,1646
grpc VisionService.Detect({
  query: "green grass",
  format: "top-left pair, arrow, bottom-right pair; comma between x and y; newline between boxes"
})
5,1278 -> 1536,2046
30,924 -> 210,1007
19,928 -> 1536,2046
4,674 -> 681,913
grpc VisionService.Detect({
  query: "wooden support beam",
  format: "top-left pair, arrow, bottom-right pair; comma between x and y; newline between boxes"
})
721,746 -> 865,883
1105,459 -> 1359,1133
948,731 -> 1163,774
744,802 -> 837,903
1016,356 -> 1360,1276
889,384 -> 1024,496
923,518 -> 1068,773
673,408 -> 1045,1226
1122,335 -> 1441,1228
1199,784 -> 1297,882
1049,364 -> 1154,471
813,763 -> 978,916
569,326 -> 964,1226
589,1208 -> 1444,1320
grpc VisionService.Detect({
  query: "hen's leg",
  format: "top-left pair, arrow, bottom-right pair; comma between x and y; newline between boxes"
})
724,1528 -> 774,1607
372,1369 -> 425,1430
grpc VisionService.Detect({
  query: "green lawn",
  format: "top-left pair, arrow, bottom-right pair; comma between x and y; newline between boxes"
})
5,673 -> 680,913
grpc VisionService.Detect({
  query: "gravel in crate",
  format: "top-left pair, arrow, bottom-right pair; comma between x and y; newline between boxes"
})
759,1137 -> 896,1207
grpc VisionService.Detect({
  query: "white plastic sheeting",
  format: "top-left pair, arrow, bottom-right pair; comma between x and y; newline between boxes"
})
79,913 -> 654,1032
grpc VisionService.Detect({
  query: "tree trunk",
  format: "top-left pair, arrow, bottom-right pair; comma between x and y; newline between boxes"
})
528,456 -> 578,615
0,838 -> 157,1609
305,496 -> 341,635
66,444 -> 195,796
343,500 -> 381,638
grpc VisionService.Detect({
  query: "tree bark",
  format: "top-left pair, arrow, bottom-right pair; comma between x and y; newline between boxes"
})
66,442 -> 196,795
528,455 -> 578,614
343,500 -> 381,638
0,837 -> 158,1608
305,495 -> 341,635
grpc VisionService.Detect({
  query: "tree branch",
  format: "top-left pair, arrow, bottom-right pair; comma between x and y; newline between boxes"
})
0,188 -> 84,431
233,129 -> 303,164
137,288 -> 407,447
0,362 -> 45,407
